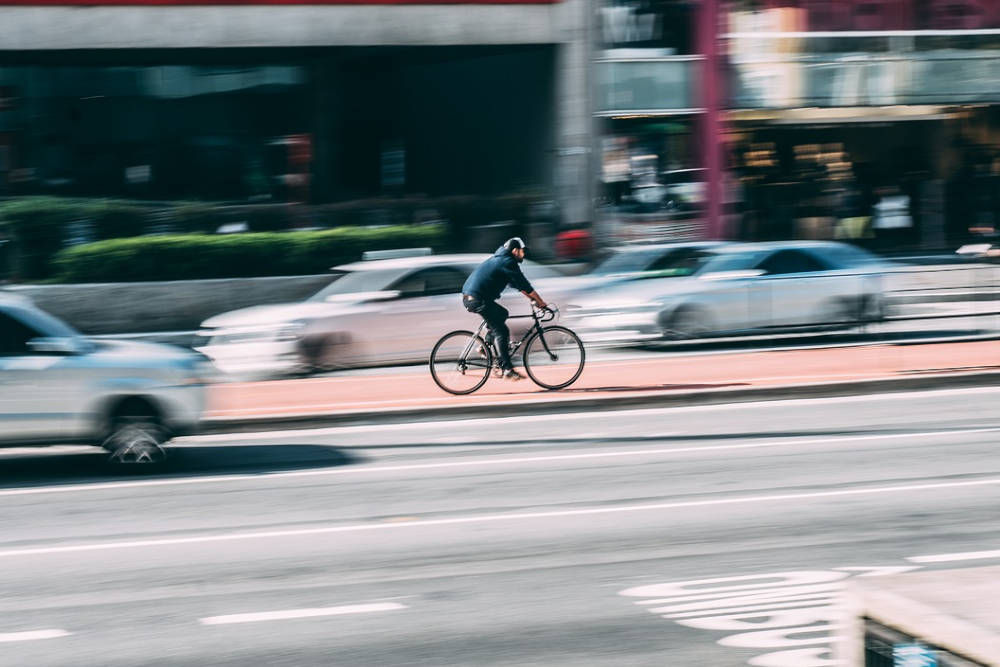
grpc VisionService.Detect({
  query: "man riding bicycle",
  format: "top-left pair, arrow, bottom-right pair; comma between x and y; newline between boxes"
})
462,237 -> 549,381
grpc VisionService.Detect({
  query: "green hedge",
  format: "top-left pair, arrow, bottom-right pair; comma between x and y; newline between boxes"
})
0,198 -> 154,280
52,225 -> 445,283
0,193 -> 549,280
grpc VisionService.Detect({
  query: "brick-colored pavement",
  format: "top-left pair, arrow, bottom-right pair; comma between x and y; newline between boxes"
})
206,340 -> 999,420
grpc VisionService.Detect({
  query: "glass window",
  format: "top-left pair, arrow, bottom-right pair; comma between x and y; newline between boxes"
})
0,311 -> 40,356
647,248 -> 717,276
391,267 -> 467,298
591,247 -> 666,276
757,250 -> 827,275
816,244 -> 881,268
423,268 -> 468,296
307,269 -> 408,302
699,250 -> 764,274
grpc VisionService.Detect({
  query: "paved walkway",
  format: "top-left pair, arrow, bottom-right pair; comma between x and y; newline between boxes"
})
206,339 -> 999,420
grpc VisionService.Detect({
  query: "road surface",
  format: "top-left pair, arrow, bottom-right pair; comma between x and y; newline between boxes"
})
2,386 -> 1000,666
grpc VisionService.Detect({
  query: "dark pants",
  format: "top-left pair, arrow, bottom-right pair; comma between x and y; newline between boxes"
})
462,294 -> 512,370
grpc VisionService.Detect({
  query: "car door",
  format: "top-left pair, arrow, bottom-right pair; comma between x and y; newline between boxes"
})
0,311 -> 68,443
750,249 -> 833,328
380,266 -> 469,362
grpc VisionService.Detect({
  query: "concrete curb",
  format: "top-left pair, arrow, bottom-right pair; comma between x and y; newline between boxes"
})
201,369 -> 1000,434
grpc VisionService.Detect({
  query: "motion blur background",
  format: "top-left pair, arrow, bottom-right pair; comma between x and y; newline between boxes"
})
4,3 -> 1000,666
1,0 -> 1000,275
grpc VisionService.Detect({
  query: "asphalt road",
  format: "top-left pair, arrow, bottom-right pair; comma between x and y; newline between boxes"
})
3,387 -> 1000,666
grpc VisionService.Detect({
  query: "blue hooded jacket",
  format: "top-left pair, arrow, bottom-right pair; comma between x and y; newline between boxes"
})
462,246 -> 534,301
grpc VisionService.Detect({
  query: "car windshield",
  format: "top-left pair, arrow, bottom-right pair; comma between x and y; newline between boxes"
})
591,248 -> 667,276
592,247 -> 717,278
14,305 -> 82,339
818,244 -> 883,267
307,268 -> 407,302
698,250 -> 765,274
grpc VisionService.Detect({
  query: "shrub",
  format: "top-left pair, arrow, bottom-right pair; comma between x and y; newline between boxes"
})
0,197 -> 156,279
0,197 -> 81,280
52,225 -> 446,283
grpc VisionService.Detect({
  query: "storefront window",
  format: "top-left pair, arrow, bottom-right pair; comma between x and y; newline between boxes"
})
601,0 -> 696,55
597,118 -> 707,243
0,63 -> 310,200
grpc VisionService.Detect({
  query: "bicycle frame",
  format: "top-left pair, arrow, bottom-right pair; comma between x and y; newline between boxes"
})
462,308 -> 558,369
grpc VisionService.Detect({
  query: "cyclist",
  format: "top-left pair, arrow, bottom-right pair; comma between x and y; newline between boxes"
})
462,237 -> 549,381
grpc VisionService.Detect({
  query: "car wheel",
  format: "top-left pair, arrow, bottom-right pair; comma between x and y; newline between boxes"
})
103,404 -> 167,465
859,294 -> 885,323
664,306 -> 710,340
298,332 -> 351,374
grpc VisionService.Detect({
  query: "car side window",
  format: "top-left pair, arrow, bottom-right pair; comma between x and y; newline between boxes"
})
0,312 -> 41,357
391,268 -> 467,298
757,250 -> 826,276
423,268 -> 467,296
648,249 -> 710,276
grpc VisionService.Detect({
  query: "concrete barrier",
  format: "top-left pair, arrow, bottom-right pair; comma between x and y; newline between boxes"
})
6,274 -> 333,334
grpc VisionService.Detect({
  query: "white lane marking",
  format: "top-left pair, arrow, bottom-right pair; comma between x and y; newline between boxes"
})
3,475 -> 1000,559
907,549 -> 1000,564
5,427 -> 1000,498
189,408 -> 677,442
0,629 -> 71,642
190,385 -> 1000,443
200,602 -> 406,626
834,566 -> 921,577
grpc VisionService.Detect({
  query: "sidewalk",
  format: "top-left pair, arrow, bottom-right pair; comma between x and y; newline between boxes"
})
203,339 -> 1000,431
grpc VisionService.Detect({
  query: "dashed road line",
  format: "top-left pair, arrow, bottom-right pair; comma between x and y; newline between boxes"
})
4,475 -> 1000,559
0,629 -> 71,643
5,427 -> 999,499
200,602 -> 407,625
908,549 -> 1000,564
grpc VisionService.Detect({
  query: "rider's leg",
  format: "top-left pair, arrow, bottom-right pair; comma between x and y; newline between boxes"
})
480,301 -> 512,370
462,294 -> 496,349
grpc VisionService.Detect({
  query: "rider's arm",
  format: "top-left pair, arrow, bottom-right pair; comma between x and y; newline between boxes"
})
504,259 -> 548,309
522,290 -> 548,309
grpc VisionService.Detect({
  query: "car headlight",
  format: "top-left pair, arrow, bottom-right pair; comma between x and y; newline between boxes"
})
275,322 -> 307,342
201,321 -> 307,345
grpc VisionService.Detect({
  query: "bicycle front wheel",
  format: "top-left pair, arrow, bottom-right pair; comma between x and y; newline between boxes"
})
523,325 -> 585,390
429,330 -> 493,395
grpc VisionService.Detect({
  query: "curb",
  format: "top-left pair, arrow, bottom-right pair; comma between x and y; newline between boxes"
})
200,369 -> 1000,434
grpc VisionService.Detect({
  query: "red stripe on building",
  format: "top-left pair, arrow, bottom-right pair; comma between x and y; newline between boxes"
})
0,0 -> 559,4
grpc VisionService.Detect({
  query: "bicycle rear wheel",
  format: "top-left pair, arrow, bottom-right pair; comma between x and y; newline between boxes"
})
430,330 -> 493,395
523,325 -> 585,390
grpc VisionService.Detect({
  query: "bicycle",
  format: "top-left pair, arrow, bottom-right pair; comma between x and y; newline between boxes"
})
429,305 -> 586,395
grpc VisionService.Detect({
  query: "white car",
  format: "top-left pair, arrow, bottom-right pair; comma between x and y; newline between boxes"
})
565,241 -> 888,343
196,254 -> 568,377
0,293 -> 208,463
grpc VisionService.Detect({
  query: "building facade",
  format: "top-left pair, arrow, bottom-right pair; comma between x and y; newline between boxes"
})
0,0 -> 594,239
4,0 -> 1000,252
597,0 -> 1000,251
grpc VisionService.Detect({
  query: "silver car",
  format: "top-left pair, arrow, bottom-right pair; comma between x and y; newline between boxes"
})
196,254 -> 566,377
566,241 -> 888,343
0,293 -> 208,463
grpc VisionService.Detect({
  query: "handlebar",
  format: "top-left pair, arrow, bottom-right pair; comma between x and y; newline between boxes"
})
533,304 -> 558,322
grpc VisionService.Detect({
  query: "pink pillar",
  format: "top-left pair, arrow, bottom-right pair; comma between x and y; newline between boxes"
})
698,0 -> 726,240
